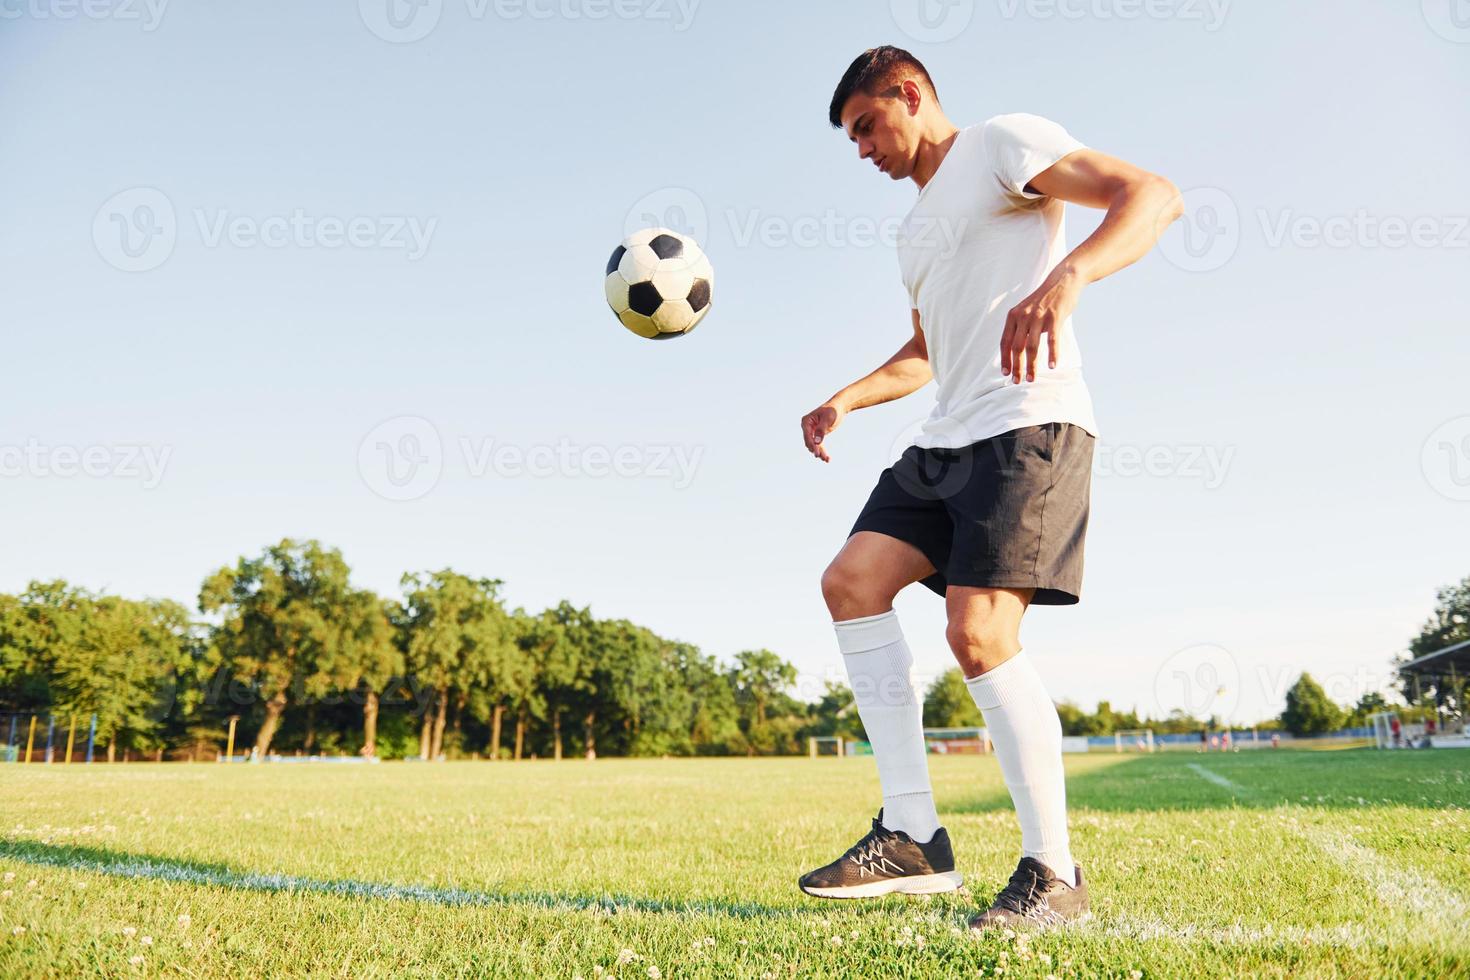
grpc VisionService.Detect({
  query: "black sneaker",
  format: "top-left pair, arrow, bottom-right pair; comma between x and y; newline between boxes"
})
798,810 -> 963,899
968,857 -> 1089,931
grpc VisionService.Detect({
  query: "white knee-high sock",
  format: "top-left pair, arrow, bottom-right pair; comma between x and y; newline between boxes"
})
834,609 -> 941,843
965,651 -> 1077,887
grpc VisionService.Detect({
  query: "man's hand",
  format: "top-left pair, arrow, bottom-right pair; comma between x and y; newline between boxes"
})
801,401 -> 848,463
1000,264 -> 1084,383
1000,148 -> 1183,383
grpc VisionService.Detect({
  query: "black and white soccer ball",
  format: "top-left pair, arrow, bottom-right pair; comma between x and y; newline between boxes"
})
604,228 -> 714,340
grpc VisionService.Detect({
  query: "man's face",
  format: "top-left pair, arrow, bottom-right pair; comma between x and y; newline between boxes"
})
840,83 -> 920,181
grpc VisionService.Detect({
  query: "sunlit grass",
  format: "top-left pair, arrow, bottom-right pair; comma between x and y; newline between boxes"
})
2,750 -> 1467,977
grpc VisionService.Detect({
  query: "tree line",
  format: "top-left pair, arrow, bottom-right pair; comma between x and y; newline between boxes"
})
0,539 -> 831,761
4,547 -> 1461,759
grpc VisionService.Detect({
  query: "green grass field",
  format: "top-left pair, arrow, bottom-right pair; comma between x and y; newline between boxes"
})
2,749 -> 1467,978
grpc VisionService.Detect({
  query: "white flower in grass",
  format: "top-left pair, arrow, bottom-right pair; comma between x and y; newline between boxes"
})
11,926 -> 25,936
830,935 -> 842,946
616,949 -> 636,967
1,890 -> 11,900
2,872 -> 13,882
647,967 -> 661,979
130,955 -> 145,966
704,937 -> 715,947
1128,972 -> 1143,980
25,879 -> 37,889
122,926 -> 138,938
177,913 -> 191,929
140,936 -> 153,946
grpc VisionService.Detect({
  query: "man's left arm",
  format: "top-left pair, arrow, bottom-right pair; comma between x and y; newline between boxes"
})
1002,149 -> 1184,383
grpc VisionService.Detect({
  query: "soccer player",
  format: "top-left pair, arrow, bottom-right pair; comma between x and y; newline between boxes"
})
798,46 -> 1182,931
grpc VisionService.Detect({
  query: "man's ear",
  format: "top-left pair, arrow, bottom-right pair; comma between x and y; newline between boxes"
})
901,78 -> 924,115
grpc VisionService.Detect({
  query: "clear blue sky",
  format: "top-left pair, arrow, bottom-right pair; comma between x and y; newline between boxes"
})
2,1 -> 1467,724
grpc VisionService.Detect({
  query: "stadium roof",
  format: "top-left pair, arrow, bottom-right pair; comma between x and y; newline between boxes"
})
1400,638 -> 1470,676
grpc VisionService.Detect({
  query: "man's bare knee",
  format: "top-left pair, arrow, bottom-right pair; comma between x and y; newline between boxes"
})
820,560 -> 895,621
946,620 -> 1020,678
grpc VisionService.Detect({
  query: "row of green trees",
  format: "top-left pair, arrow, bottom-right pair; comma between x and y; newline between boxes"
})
5,548 -> 1462,758
0,540 -> 835,761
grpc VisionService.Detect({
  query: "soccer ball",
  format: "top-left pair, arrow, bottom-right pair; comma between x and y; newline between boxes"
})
604,228 -> 714,340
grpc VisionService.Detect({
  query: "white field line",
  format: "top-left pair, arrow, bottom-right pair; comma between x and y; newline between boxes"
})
0,843 -> 796,920
1183,760 -> 1470,938
1293,822 -> 1470,927
0,842 -> 1390,950
1186,763 -> 1246,793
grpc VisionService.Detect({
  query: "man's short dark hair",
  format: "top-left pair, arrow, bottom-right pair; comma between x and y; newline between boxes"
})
828,46 -> 938,129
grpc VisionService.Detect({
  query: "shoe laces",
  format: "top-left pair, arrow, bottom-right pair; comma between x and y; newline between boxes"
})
992,861 -> 1052,914
842,817 -> 899,863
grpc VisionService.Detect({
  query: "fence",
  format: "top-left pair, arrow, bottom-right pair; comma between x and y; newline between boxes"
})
1,712 -> 100,763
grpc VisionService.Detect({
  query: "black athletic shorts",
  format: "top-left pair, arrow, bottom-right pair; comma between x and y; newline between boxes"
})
848,422 -> 1095,605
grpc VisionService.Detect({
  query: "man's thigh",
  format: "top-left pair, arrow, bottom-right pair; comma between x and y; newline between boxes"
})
824,532 -> 938,618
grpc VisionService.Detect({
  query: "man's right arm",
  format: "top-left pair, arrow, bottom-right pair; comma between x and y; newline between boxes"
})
801,310 -> 931,463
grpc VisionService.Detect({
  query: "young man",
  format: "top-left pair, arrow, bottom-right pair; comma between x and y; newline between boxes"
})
798,47 -> 1181,931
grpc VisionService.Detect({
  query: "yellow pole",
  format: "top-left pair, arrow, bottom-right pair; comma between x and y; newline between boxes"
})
24,716 -> 36,764
65,716 -> 77,764
225,716 -> 238,763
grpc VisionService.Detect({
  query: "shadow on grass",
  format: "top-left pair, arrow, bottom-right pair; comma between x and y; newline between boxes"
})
946,749 -> 1468,815
0,837 -> 971,922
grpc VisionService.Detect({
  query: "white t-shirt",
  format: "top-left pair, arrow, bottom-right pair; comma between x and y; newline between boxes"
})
897,113 -> 1099,449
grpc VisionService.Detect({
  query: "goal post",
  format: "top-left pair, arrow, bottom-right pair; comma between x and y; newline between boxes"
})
808,736 -> 846,758
1114,729 -> 1156,753
1368,711 -> 1400,749
923,727 -> 989,755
